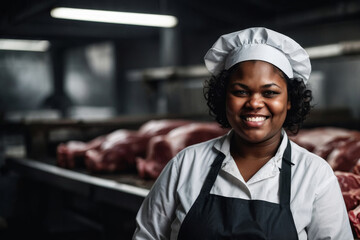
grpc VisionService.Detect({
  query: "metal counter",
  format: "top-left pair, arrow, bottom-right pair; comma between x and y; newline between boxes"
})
5,157 -> 152,212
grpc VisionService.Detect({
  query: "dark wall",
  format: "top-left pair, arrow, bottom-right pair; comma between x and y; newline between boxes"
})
2,21 -> 360,119
0,51 -> 52,112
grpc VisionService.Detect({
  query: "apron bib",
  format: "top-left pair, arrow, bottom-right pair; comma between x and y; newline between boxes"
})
178,140 -> 298,240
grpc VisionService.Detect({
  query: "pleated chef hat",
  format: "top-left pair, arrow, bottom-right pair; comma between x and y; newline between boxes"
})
204,27 -> 311,84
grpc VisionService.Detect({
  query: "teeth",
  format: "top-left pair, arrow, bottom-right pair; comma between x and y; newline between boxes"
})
245,116 -> 266,122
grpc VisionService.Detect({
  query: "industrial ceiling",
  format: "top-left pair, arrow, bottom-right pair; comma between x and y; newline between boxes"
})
1,0 -> 360,46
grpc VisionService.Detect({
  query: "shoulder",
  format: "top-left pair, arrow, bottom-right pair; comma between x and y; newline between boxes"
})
175,135 -> 225,165
171,135 -> 225,186
156,134 -> 225,185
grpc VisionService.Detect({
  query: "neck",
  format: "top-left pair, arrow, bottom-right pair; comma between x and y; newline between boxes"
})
231,132 -> 282,161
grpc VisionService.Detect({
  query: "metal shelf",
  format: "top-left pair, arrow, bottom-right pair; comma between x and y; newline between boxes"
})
6,157 -> 151,212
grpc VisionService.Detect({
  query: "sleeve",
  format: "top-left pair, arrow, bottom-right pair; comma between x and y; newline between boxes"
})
132,157 -> 179,240
306,164 -> 353,240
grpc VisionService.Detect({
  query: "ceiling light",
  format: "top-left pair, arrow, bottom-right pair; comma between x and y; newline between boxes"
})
51,7 -> 178,28
306,41 -> 360,59
305,44 -> 343,59
0,39 -> 50,52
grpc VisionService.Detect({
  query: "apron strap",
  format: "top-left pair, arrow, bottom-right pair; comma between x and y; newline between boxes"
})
280,139 -> 293,206
199,152 -> 226,196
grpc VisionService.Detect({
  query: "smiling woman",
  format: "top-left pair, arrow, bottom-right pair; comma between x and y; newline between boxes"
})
225,61 -> 290,144
132,27 -> 353,240
224,61 -> 292,181
204,61 -> 312,135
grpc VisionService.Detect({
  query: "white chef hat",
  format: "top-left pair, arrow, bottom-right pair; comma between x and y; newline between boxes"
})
204,27 -> 311,84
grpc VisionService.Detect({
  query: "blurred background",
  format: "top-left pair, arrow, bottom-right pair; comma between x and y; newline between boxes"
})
1,0 -> 360,239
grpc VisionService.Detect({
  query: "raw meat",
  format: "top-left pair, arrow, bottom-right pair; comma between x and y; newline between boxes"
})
138,119 -> 192,137
342,189 -> 360,211
352,160 -> 360,175
335,171 -> 360,211
84,120 -> 191,172
336,171 -> 360,192
56,119 -> 191,171
289,127 -> 355,152
136,122 -> 229,179
57,136 -> 105,168
84,130 -> 147,172
349,205 -> 360,237
335,171 -> 360,238
313,136 -> 352,160
290,128 -> 360,172
326,138 -> 360,172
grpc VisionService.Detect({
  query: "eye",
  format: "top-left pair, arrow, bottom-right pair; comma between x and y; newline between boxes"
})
263,90 -> 279,97
232,90 -> 249,96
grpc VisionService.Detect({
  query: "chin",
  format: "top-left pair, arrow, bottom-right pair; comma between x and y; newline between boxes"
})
236,129 -> 281,144
244,136 -> 269,144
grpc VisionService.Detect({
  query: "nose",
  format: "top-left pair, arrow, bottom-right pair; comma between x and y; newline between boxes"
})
245,94 -> 264,109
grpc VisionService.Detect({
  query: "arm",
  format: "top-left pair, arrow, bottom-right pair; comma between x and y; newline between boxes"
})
306,165 -> 353,240
133,157 -> 179,240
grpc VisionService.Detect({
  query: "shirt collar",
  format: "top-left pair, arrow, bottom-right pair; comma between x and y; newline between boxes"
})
213,128 -> 290,170
213,129 -> 233,158
273,129 -> 289,169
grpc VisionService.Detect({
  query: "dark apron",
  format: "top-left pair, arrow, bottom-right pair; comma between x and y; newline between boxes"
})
177,140 -> 299,240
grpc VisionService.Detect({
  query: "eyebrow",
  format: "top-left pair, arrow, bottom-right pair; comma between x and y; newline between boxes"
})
230,83 -> 281,89
261,83 -> 281,89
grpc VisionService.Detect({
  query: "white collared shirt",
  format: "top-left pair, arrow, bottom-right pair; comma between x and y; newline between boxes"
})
133,129 -> 353,240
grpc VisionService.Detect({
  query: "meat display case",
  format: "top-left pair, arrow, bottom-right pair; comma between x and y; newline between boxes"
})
1,114 -> 217,239
3,156 -> 152,239
0,117 -> 162,239
2,112 -> 359,239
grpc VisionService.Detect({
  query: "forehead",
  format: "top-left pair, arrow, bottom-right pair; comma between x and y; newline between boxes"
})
229,60 -> 287,84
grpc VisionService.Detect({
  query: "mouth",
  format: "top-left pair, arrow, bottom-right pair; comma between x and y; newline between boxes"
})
241,115 -> 269,121
240,115 -> 270,127
243,116 -> 267,122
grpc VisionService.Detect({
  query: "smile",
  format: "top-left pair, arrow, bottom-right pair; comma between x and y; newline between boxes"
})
245,116 -> 267,122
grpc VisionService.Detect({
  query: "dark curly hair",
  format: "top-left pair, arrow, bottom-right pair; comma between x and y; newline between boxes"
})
203,65 -> 312,134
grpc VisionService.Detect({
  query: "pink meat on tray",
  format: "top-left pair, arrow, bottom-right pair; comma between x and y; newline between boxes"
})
335,171 -> 360,238
57,135 -> 105,168
84,129 -> 147,172
136,122 -> 229,179
312,136 -> 351,160
349,205 -> 360,238
56,119 -> 191,172
289,127 -> 356,153
290,128 -> 360,172
342,189 -> 360,212
336,171 -> 360,211
326,138 -> 360,172
137,119 -> 192,137
336,171 -> 360,192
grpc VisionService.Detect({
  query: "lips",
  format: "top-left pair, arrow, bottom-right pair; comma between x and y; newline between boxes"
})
245,116 -> 267,122
241,114 -> 269,127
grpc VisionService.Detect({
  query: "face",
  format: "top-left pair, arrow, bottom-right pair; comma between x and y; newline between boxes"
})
226,60 -> 291,144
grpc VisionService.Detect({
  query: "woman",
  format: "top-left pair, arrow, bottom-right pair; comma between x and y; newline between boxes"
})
133,27 -> 352,239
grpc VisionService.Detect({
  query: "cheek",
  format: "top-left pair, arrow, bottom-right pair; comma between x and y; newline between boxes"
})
225,99 -> 233,117
225,96 -> 240,116
270,98 -> 289,116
